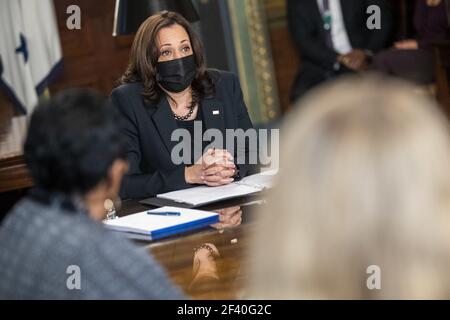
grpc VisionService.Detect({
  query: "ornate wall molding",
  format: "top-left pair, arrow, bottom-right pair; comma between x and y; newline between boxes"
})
227,0 -> 281,123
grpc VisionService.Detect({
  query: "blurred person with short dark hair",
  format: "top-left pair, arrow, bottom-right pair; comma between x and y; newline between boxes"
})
247,75 -> 450,299
0,90 -> 184,299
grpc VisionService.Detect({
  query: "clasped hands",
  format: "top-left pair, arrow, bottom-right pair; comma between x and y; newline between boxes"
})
338,49 -> 369,72
337,41 -> 419,72
185,148 -> 236,187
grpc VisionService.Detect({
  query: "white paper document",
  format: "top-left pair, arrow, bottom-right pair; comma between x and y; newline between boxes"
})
156,171 -> 277,207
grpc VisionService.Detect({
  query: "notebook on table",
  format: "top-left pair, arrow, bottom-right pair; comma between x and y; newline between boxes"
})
140,170 -> 277,208
103,206 -> 219,241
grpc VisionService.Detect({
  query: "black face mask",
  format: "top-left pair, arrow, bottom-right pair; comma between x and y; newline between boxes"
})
156,55 -> 196,93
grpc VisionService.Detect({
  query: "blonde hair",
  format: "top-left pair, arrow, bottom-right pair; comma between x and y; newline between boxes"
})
247,75 -> 450,299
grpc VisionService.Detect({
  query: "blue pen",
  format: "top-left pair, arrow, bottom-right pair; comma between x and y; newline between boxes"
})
147,211 -> 181,216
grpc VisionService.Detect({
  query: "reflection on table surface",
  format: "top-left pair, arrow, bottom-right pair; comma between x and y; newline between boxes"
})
117,195 -> 267,299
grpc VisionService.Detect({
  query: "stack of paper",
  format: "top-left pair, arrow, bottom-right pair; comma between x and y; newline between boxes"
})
103,206 -> 219,241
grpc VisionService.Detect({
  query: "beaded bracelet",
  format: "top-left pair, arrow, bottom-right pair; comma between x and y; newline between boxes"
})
193,243 -> 220,258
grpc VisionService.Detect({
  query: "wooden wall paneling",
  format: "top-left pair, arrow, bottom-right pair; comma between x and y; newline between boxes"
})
50,0 -> 133,95
0,156 -> 33,193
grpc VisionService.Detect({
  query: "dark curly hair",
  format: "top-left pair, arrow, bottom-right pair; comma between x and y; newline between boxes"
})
119,11 -> 214,107
24,89 -> 126,195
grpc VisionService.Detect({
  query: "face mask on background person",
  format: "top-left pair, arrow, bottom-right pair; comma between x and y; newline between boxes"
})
156,55 -> 196,93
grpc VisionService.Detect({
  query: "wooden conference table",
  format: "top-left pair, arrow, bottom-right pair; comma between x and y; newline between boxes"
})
118,194 -> 267,300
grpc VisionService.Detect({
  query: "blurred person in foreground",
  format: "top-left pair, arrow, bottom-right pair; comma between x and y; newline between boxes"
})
247,75 -> 450,299
374,0 -> 449,84
0,90 -> 184,299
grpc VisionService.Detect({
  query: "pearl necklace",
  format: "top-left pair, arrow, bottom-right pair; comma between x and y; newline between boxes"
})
172,107 -> 194,121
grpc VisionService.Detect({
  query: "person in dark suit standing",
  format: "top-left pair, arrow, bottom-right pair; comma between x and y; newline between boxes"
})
111,11 -> 257,200
287,0 -> 393,102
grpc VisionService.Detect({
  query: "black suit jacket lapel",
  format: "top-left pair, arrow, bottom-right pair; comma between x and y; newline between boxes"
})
149,97 -> 179,155
147,93 -> 226,155
312,0 -> 327,43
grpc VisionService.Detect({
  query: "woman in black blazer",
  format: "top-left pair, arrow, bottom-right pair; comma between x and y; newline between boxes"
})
111,11 -> 257,199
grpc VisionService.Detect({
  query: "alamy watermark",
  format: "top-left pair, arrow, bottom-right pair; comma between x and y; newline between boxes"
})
66,265 -> 81,290
66,5 -> 81,30
65,5 -> 383,31
367,5 -> 382,30
366,265 -> 381,290
170,125 -> 279,171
